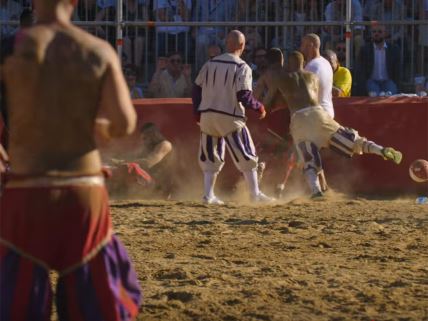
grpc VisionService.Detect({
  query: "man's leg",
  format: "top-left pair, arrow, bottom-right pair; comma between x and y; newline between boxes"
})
56,235 -> 141,321
329,127 -> 402,164
295,141 -> 323,197
199,132 -> 226,204
367,79 -> 381,96
382,79 -> 398,95
0,245 -> 53,321
224,126 -> 274,202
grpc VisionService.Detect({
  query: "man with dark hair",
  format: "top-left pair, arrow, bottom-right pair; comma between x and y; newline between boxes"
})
147,51 -> 192,98
264,51 -> 402,198
0,0 -> 141,319
358,24 -> 400,96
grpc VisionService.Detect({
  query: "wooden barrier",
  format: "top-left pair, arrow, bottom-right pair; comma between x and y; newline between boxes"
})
132,97 -> 428,195
1,97 -> 427,194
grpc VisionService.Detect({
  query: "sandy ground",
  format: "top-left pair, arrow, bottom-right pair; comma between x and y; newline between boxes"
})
110,193 -> 428,321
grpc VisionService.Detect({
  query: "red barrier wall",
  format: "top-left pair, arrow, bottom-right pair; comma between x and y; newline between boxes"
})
132,97 -> 428,195
1,97 -> 427,194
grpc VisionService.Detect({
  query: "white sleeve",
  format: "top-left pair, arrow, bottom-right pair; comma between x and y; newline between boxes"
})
236,64 -> 253,91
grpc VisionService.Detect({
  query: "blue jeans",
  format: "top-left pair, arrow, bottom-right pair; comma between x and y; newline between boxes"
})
366,79 -> 398,95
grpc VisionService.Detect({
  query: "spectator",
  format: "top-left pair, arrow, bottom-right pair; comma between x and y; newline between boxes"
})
272,0 -> 320,52
192,0 -> 234,69
358,24 -> 400,96
0,7 -> 34,64
0,0 -> 22,38
153,0 -> 192,58
364,0 -> 406,45
323,0 -> 364,59
252,46 -> 268,85
124,65 -> 144,98
94,0 -> 117,45
147,51 -> 192,98
334,40 -> 347,65
323,49 -> 352,97
207,43 -> 222,60
122,0 -> 149,70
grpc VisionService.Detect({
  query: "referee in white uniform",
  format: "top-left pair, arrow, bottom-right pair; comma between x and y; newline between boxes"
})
192,30 -> 274,204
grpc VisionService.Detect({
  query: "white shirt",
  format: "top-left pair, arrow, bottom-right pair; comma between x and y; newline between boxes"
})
371,42 -> 388,81
195,53 -> 252,119
305,56 -> 334,118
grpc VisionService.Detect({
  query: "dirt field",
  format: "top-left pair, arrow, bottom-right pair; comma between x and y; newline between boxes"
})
111,194 -> 428,321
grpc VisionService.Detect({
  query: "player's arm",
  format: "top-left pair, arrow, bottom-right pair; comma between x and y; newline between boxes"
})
135,140 -> 172,169
97,45 -> 137,139
236,65 -> 266,119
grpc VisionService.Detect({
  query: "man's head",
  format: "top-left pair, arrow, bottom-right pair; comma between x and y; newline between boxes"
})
253,47 -> 267,68
265,48 -> 283,67
124,65 -> 137,86
166,51 -> 183,77
207,44 -> 221,59
300,33 -> 321,61
225,30 -> 246,56
371,25 -> 386,44
287,51 -> 304,72
322,49 -> 339,72
335,41 -> 346,64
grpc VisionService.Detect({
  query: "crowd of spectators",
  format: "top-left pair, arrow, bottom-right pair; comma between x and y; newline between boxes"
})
1,0 -> 427,97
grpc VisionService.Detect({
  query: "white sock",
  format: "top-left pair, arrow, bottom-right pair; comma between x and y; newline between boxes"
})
304,168 -> 322,195
203,171 -> 219,198
243,169 -> 260,197
362,141 -> 384,156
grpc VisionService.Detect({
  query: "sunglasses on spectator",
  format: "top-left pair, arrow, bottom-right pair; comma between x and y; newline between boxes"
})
169,59 -> 182,64
336,46 -> 346,52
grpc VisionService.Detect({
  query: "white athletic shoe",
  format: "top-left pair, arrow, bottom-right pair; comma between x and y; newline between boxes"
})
251,192 -> 276,203
202,195 -> 225,205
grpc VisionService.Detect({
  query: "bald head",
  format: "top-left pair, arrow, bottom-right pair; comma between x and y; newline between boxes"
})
226,30 -> 246,56
303,34 -> 321,49
299,33 -> 321,61
322,49 -> 339,71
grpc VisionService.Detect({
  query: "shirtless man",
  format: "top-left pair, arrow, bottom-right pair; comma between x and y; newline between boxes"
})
264,51 -> 402,197
0,0 -> 141,320
254,47 -> 287,110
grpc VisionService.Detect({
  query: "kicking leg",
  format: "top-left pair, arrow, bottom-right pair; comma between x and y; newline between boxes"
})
329,127 -> 402,164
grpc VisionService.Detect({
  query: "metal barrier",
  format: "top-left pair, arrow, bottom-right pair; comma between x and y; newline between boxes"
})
0,0 -> 427,94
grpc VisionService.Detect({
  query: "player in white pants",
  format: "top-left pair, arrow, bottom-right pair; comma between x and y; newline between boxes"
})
192,30 -> 274,204
264,51 -> 402,197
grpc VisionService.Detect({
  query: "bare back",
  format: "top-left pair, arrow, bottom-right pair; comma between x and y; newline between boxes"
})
273,70 -> 319,115
3,23 -> 132,176
254,66 -> 288,110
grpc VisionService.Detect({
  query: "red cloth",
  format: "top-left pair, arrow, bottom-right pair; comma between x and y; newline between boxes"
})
0,184 -> 112,273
